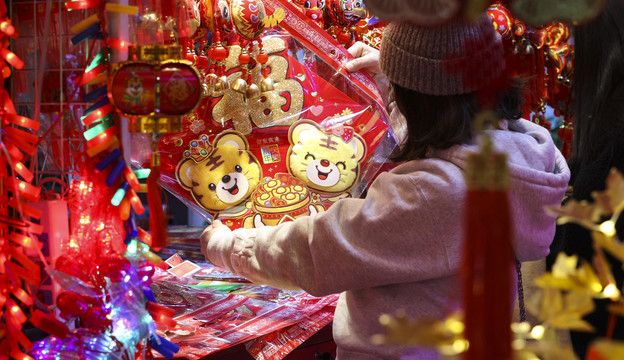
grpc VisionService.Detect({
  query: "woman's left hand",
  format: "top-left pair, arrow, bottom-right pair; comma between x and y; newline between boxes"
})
200,220 -> 231,261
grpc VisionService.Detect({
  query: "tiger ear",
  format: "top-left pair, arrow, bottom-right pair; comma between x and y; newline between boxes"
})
176,158 -> 195,189
349,134 -> 367,162
289,120 -> 320,144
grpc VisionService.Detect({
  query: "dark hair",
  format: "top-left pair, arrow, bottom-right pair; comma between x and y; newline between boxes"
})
568,0 -> 624,180
390,80 -> 525,162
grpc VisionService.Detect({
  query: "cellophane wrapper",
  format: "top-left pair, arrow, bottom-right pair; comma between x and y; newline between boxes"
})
158,1 -> 396,230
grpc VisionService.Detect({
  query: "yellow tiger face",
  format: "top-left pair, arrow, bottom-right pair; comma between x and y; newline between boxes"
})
287,120 -> 366,194
176,131 -> 262,212
125,74 -> 144,98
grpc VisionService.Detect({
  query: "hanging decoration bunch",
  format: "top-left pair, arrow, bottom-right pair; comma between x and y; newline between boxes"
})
0,0 -> 211,357
0,0 -> 47,358
23,0 -> 205,357
30,247 -> 181,360
486,1 -> 575,158
196,0 -> 286,100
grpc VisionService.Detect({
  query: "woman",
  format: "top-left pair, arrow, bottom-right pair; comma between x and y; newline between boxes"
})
201,13 -> 570,359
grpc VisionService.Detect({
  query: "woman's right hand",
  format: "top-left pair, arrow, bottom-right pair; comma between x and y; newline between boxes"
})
345,41 -> 390,105
345,41 -> 381,75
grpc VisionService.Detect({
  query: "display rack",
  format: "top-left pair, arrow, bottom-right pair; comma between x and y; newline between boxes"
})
10,0 -> 95,196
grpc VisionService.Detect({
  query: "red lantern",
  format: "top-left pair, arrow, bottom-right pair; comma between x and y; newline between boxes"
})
110,60 -> 201,118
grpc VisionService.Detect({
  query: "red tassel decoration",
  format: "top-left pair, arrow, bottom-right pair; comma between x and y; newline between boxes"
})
462,116 -> 513,360
147,151 -> 167,251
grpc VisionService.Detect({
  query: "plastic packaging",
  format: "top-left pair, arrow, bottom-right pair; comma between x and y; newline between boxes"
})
151,265 -> 340,359
158,3 -> 396,229
245,305 -> 336,360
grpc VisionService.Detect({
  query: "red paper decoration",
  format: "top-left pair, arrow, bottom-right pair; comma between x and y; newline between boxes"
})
0,1 -> 44,358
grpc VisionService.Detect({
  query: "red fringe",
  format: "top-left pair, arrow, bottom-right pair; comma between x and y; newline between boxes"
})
462,190 -> 513,360
147,165 -> 167,251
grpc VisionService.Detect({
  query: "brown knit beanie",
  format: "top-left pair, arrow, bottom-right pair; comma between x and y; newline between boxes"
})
379,13 -> 505,96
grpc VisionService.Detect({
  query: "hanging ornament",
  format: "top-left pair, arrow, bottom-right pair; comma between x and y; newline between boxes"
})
323,0 -> 367,46
256,39 -> 274,92
558,120 -> 574,159
109,45 -> 202,251
232,45 -> 251,94
488,2 -> 513,39
462,111 -> 513,360
225,0 -> 285,98
229,0 -> 285,41
207,21 -> 231,92
110,45 -> 202,123
487,2 -> 574,154
360,15 -> 386,50
291,0 -> 326,27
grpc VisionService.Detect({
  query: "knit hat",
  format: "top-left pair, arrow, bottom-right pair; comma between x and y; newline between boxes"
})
379,13 -> 505,96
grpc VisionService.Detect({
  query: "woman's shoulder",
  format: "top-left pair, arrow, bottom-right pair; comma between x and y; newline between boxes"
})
386,157 -> 468,190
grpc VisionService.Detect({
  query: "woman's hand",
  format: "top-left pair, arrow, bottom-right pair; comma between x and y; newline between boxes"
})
345,41 -> 389,105
200,220 -> 231,262
345,41 -> 381,75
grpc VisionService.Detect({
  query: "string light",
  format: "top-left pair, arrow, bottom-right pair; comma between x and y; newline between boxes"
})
11,288 -> 33,306
8,114 -> 40,130
8,233 -> 33,248
123,166 -> 140,190
602,283 -> 620,300
81,104 -> 113,126
8,299 -> 28,324
8,177 -> 41,202
83,120 -> 114,140
70,13 -> 99,34
0,20 -> 16,36
104,3 -> 138,14
128,189 -> 145,215
12,160 -> 34,182
0,48 -> 24,69
65,0 -> 101,11
599,220 -> 616,237
111,182 -> 130,206
86,135 -> 118,157
530,325 -> 545,340
133,168 -> 151,179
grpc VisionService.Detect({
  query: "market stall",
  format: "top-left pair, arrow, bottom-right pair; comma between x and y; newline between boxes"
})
1,0 -> 624,359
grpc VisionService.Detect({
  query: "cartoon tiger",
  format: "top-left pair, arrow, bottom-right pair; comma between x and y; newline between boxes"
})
122,73 -> 146,108
287,119 -> 366,196
176,131 -> 262,212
